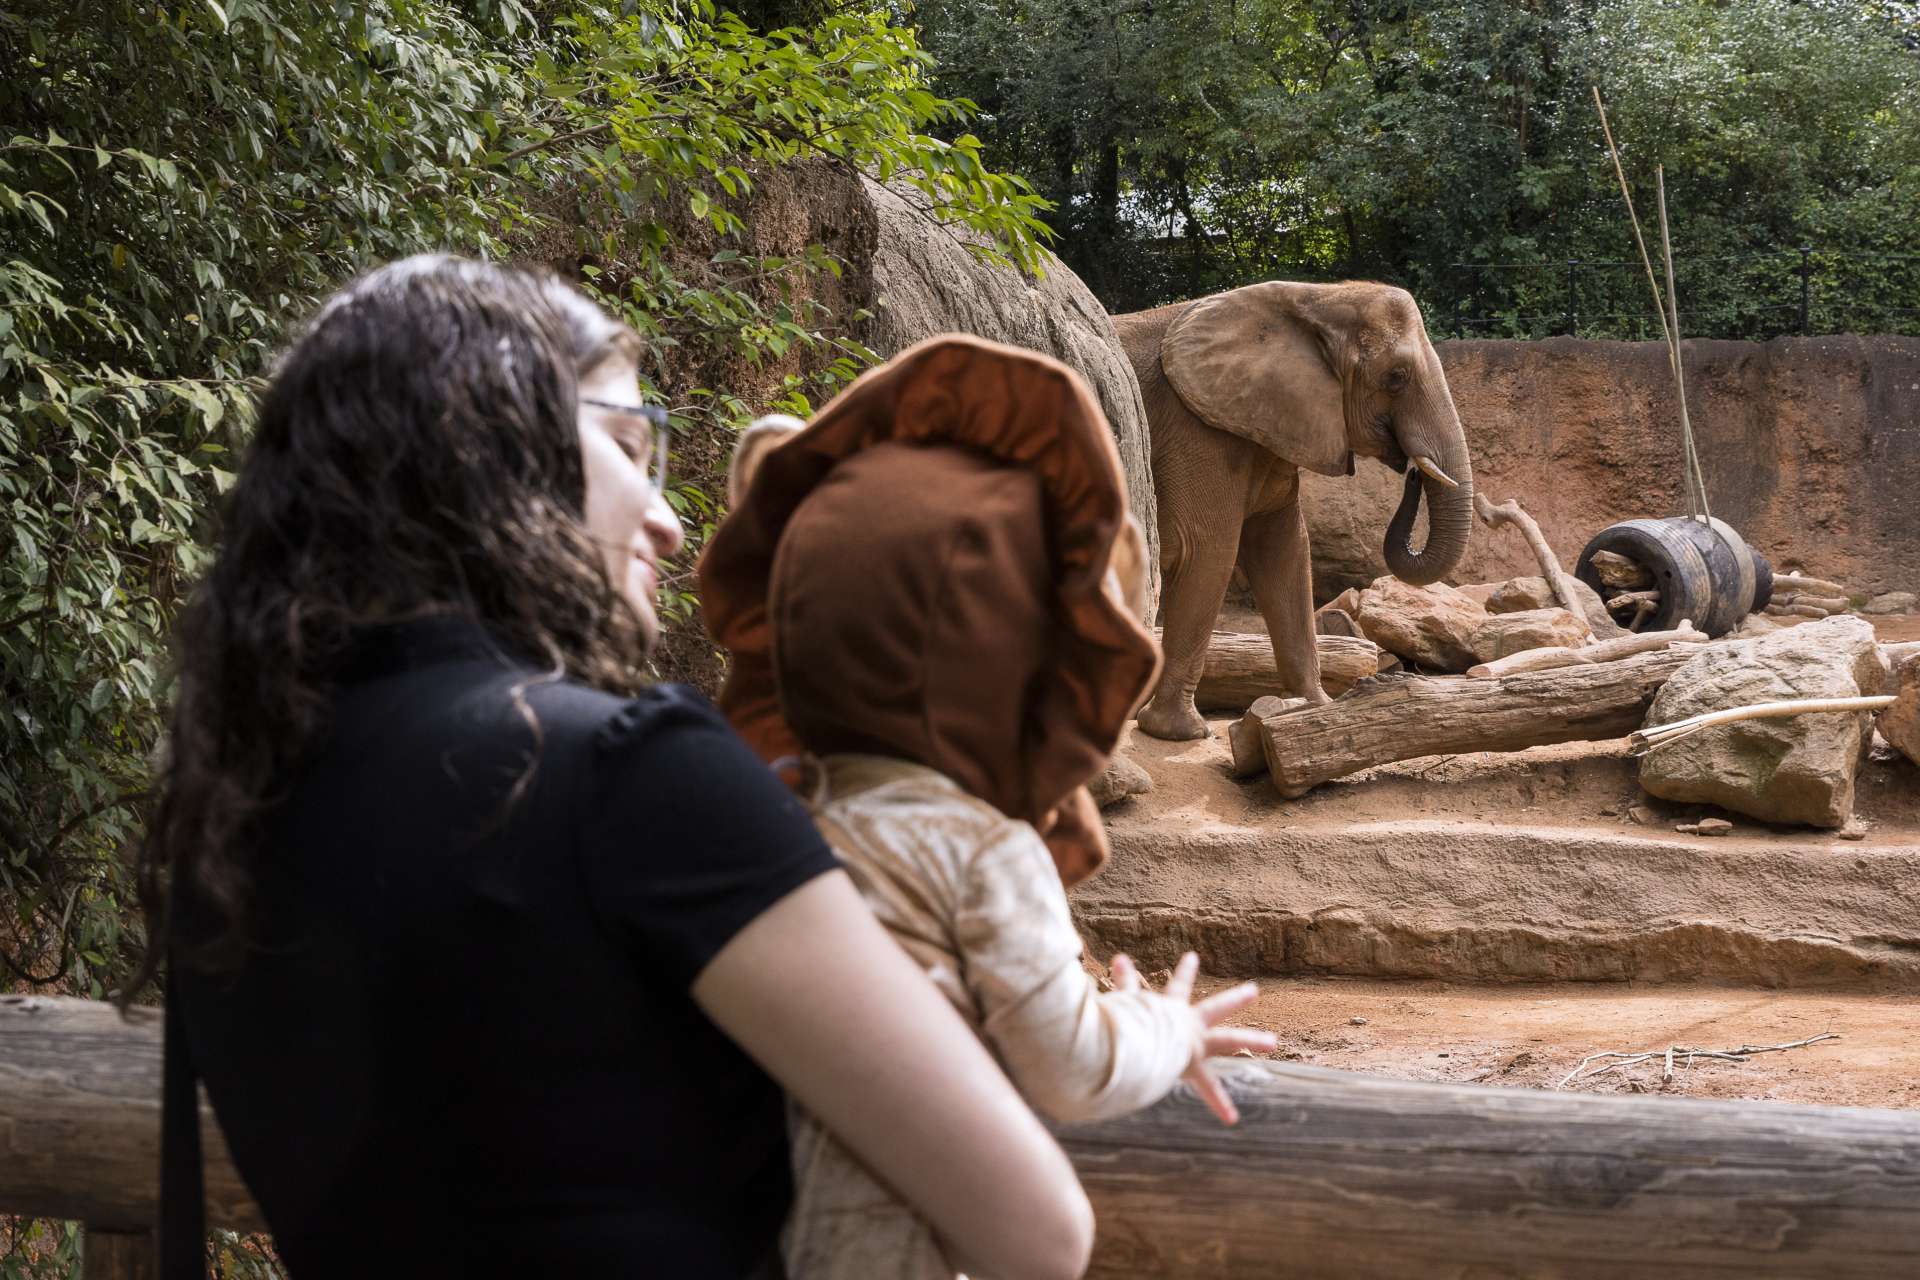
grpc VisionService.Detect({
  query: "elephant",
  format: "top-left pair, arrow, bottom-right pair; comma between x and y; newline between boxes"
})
1116,281 -> 1475,741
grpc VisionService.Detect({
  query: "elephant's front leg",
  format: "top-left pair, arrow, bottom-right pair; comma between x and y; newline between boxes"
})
1241,500 -> 1331,705
1136,513 -> 1243,741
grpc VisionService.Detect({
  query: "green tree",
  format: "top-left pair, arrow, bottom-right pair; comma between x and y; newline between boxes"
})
915,0 -> 1920,333
0,0 -> 1043,1004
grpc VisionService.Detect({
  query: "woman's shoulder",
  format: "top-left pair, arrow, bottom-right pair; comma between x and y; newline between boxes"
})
520,678 -> 727,758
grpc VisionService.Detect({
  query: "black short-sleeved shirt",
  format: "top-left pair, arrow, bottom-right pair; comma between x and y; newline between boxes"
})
173,618 -> 838,1277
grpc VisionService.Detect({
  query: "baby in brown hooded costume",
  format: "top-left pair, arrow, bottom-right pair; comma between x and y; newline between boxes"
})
702,337 -> 1269,1279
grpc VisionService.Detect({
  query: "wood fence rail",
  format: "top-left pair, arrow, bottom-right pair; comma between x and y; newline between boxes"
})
6,994 -> 1920,1278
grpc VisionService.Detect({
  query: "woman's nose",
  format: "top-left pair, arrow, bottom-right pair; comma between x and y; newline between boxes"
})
645,488 -> 686,559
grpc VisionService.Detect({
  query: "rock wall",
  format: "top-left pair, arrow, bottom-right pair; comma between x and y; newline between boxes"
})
860,177 -> 1159,619
1304,336 -> 1920,603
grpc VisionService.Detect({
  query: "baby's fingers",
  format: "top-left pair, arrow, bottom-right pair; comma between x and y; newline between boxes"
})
1186,1061 -> 1240,1126
1165,951 -> 1200,1001
1194,980 -> 1260,1026
1204,1026 -> 1277,1057
1108,952 -> 1142,992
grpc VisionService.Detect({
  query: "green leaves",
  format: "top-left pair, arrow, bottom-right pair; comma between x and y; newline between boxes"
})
1,0 -> 1050,1008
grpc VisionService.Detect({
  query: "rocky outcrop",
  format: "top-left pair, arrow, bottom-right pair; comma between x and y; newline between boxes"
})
1638,616 -> 1890,827
861,177 -> 1159,620
1878,656 -> 1920,768
1470,607 -> 1589,662
1482,575 -> 1621,637
1352,578 -> 1488,672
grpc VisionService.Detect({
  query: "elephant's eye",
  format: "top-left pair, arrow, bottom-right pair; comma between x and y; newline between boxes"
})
1385,367 -> 1410,392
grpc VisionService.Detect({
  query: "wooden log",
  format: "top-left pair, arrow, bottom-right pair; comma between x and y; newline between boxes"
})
10,998 -> 1920,1278
1774,572 -> 1851,598
1314,607 -> 1362,638
0,995 -> 265,1232
82,1230 -> 155,1280
1772,593 -> 1849,614
1589,548 -> 1653,590
1464,647 -> 1594,679
1473,493 -> 1592,639
1228,695 -> 1303,778
1258,648 -> 1697,798
1468,624 -> 1710,679
1150,629 -> 1395,709
1605,588 -> 1661,611
1066,1058 -> 1920,1279
1768,602 -> 1831,619
1884,641 -> 1920,667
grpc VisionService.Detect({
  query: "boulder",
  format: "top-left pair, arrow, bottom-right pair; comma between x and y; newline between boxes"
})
1865,591 -> 1917,615
1090,751 -> 1154,809
1352,578 -> 1490,672
1483,575 -> 1622,638
1470,607 -> 1590,662
1877,655 -> 1920,767
1638,616 -> 1890,828
862,176 -> 1159,621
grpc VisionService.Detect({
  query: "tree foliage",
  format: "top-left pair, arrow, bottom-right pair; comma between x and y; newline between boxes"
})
0,0 -> 1045,1038
916,0 -> 1920,334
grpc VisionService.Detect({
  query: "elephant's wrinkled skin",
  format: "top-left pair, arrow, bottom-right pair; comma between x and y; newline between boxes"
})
1117,281 -> 1475,741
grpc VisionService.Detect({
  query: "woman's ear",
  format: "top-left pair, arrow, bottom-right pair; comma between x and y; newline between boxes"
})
728,414 -> 806,508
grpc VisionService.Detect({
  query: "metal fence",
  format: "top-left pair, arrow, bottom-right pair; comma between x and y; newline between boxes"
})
1440,248 -> 1920,341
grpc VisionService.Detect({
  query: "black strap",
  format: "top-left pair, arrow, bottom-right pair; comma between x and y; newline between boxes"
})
160,975 -> 207,1278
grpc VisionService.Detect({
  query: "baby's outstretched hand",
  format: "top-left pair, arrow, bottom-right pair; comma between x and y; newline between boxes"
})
1109,951 -> 1276,1125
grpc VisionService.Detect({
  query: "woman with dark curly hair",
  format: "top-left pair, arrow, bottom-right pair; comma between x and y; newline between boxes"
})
131,255 -> 1093,1280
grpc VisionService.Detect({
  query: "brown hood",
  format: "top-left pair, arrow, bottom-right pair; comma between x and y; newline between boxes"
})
700,335 -> 1161,886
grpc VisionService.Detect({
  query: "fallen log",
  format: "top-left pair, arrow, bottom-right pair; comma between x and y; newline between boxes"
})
1229,695 -> 1303,778
1473,493 -> 1592,638
1773,572 -> 1851,598
1259,648 -> 1698,798
1769,602 -> 1832,619
1884,641 -> 1920,667
1589,548 -> 1653,590
1466,622 -> 1707,679
1772,593 -> 1850,614
11,997 -> 1920,1279
1151,629 -> 1396,709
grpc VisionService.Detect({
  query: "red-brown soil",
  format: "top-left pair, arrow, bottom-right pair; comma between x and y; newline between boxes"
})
1196,976 -> 1920,1111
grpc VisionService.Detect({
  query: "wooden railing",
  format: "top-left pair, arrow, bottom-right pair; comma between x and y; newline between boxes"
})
7,993 -> 1920,1278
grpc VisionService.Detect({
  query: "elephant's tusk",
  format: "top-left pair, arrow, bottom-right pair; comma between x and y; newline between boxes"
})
1412,456 -> 1460,489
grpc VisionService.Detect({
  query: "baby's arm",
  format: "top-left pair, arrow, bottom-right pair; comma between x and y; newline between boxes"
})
956,821 -> 1230,1125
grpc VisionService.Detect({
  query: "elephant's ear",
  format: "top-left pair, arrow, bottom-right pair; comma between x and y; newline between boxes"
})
1161,282 -> 1353,478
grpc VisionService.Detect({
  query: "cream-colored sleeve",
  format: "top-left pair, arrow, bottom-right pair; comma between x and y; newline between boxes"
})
955,820 -> 1195,1125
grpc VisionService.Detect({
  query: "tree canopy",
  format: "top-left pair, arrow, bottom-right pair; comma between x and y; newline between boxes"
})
0,0 -> 1044,1028
915,0 -> 1920,335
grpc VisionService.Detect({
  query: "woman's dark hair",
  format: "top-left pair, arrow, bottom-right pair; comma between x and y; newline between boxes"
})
125,255 -> 646,999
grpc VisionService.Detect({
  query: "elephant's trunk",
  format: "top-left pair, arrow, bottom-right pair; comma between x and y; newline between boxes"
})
1382,443 -> 1473,587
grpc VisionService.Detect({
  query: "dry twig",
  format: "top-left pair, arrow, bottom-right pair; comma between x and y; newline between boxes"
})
1556,1032 -> 1840,1091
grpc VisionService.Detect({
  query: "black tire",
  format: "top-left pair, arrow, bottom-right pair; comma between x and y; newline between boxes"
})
1575,519 -> 1712,635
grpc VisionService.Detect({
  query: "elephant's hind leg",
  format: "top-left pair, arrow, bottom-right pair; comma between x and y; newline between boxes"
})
1136,516 -> 1241,741
1242,501 -> 1330,704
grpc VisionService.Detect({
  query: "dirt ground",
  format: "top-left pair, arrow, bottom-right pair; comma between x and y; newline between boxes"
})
1088,608 -> 1920,1112
1191,975 -> 1920,1111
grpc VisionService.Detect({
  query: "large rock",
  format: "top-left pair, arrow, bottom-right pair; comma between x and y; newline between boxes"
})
1638,615 -> 1890,827
1470,607 -> 1590,662
1482,574 -> 1620,637
1878,656 -> 1920,767
1353,578 -> 1490,672
862,177 -> 1159,621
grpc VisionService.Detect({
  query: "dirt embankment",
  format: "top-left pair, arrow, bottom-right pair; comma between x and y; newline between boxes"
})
1304,335 -> 1920,603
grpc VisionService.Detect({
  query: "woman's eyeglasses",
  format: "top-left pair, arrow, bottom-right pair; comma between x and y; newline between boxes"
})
582,399 -> 672,494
